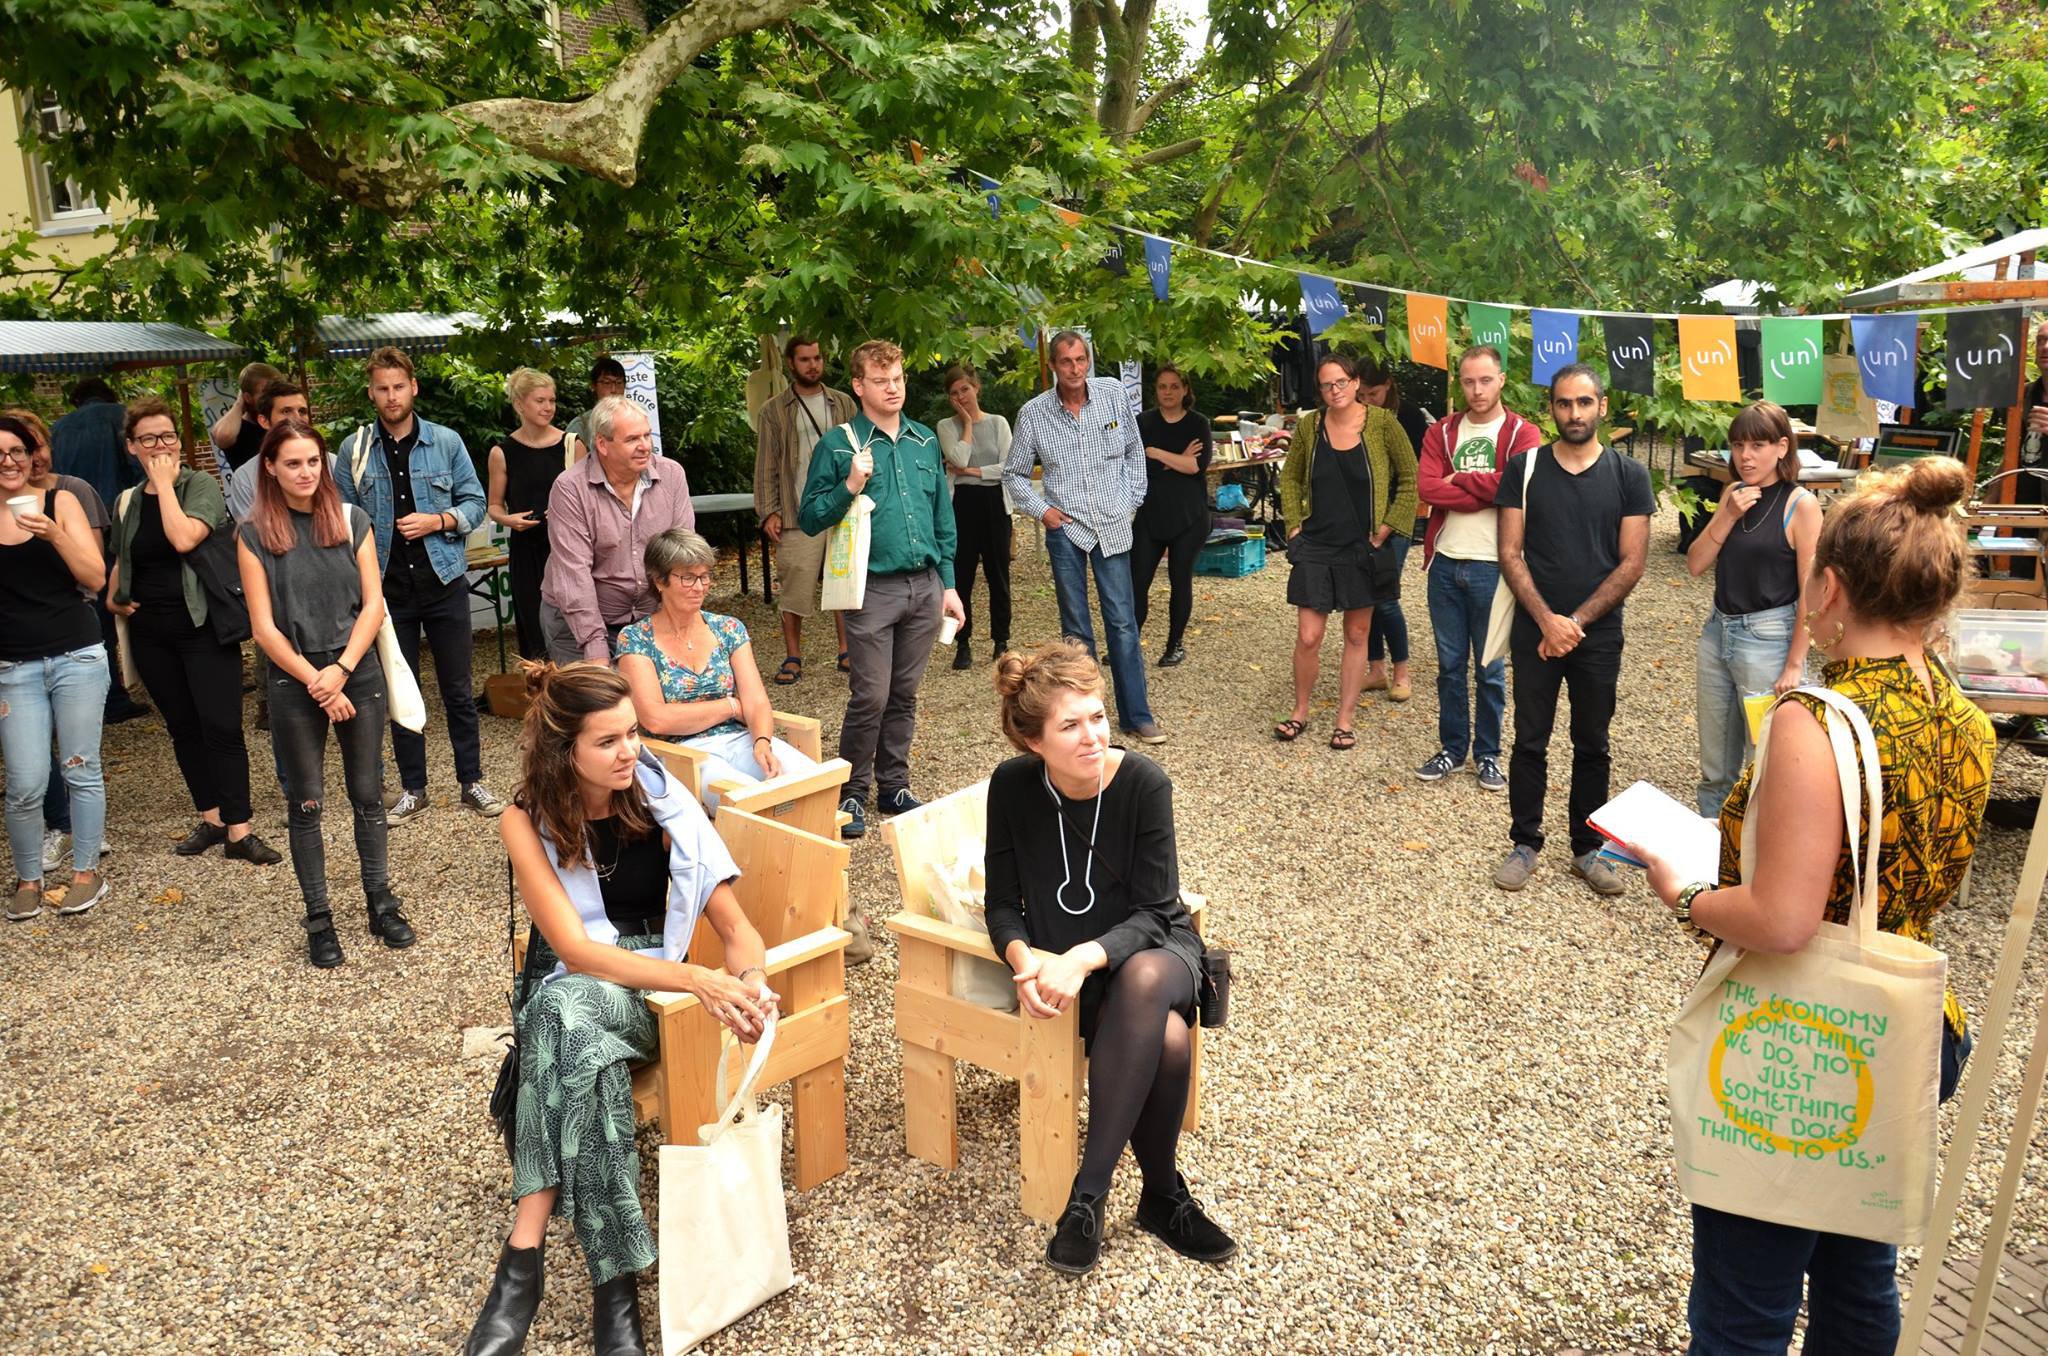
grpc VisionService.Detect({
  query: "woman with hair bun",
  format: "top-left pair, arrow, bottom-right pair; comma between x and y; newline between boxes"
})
1629,456 -> 1994,1354
486,367 -> 583,660
984,640 -> 1233,1275
465,662 -> 773,1356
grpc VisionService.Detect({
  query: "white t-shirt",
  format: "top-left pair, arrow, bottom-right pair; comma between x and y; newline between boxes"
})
1434,411 -> 1505,562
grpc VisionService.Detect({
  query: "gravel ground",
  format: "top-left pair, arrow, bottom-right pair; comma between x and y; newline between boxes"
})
3,468 -> 2045,1355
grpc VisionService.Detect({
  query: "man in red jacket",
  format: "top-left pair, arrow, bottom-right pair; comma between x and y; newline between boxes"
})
1413,345 -> 1543,790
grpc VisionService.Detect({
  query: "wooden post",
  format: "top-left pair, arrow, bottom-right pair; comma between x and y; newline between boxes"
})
1017,1004 -> 1082,1224
897,934 -> 960,1173
654,1000 -> 723,1147
1963,260 -> 2012,484
1956,975 -> 2048,1356
1998,289 -> 2039,506
785,950 -> 849,1191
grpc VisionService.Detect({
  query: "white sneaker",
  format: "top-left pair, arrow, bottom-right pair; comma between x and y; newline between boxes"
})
42,828 -> 71,875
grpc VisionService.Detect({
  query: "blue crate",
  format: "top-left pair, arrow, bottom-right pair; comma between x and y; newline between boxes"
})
1193,533 -> 1266,578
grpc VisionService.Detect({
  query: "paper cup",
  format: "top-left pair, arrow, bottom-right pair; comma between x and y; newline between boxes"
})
1742,691 -> 1775,744
6,495 -> 38,517
937,614 -> 960,646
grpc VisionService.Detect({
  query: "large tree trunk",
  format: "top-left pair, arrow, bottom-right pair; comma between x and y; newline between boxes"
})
1095,0 -> 1158,143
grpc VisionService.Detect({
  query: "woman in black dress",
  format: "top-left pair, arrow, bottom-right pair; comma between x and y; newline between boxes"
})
1130,364 -> 1213,668
487,368 -> 584,660
985,640 -> 1234,1275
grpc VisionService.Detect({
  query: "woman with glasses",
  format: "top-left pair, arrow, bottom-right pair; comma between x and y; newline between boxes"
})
1275,354 -> 1419,749
1,415 -> 112,920
108,397 -> 280,867
616,529 -> 817,811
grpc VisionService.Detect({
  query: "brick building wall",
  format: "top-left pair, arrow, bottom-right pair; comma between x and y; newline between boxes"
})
555,1 -> 649,59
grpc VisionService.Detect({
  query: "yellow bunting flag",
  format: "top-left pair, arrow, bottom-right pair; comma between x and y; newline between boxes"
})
1408,294 -> 1449,370
1678,316 -> 1741,402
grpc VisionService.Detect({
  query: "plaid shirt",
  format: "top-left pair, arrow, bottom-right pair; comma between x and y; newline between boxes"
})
1004,377 -> 1146,555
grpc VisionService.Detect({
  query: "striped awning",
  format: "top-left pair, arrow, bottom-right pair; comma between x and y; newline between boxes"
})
311,310 -> 615,358
0,320 -> 244,373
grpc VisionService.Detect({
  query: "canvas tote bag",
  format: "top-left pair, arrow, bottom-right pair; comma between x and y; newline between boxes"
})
658,1011 -> 793,1354
1478,448 -> 1539,667
334,506 -> 428,733
818,422 -> 876,612
1667,686 -> 1947,1246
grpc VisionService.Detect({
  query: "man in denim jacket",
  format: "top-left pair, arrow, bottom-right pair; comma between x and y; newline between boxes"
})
336,345 -> 504,824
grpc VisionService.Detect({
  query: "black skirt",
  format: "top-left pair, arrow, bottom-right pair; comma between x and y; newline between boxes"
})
1287,553 -> 1380,613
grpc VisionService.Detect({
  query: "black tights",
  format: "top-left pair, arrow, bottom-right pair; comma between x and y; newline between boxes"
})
1076,950 -> 1196,1196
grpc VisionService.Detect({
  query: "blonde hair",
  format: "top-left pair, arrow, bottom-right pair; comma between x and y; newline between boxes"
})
848,340 -> 904,381
1813,456 -> 1972,629
505,367 -> 556,406
993,640 -> 1105,752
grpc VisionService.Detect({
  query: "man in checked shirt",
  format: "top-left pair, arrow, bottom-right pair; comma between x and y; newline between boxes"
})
1005,331 -> 1166,743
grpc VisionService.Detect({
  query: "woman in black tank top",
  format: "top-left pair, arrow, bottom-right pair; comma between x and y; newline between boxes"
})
486,369 -> 578,660
0,414 -> 113,921
1683,401 -> 1824,817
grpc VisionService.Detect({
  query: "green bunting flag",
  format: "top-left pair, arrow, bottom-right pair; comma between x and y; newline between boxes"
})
1760,318 -> 1824,405
1467,303 -> 1511,358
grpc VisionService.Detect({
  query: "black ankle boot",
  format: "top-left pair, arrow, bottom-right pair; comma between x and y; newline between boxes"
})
1134,1171 -> 1237,1263
367,891 -> 416,949
951,639 -> 973,670
464,1240 -> 544,1355
591,1273 -> 648,1356
1045,1181 -> 1105,1275
304,909 -> 344,969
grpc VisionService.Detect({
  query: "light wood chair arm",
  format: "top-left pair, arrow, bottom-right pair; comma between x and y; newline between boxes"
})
641,736 -> 711,800
644,925 -> 851,1015
771,711 -> 824,761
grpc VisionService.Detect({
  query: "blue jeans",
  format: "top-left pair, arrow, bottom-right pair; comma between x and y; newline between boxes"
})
1696,604 -> 1799,818
1043,528 -> 1154,729
1687,1026 -> 1972,1355
0,643 -> 111,881
1426,557 -> 1506,763
1365,534 -> 1411,665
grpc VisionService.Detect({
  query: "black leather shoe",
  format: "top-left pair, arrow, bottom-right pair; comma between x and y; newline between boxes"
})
1134,1172 -> 1237,1263
174,821 -> 228,857
464,1240 -> 544,1355
224,832 -> 282,866
1159,645 -> 1187,667
367,892 -> 416,949
591,1273 -> 649,1356
1045,1183 -> 1105,1275
305,912 -> 344,969
951,640 -> 973,670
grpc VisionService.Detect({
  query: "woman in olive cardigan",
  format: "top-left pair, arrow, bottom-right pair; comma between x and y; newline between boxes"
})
1274,354 -> 1418,750
108,397 -> 277,865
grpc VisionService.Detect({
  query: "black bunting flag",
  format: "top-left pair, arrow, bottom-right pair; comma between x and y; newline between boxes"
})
1099,238 -> 1128,277
1603,316 -> 1657,397
1945,307 -> 2024,411
1352,286 -> 1389,329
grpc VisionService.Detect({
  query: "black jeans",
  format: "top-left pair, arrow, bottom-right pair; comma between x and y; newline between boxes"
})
951,484 -> 1011,649
1130,515 -> 1208,651
271,649 -> 390,914
507,533 -> 549,662
1507,614 -> 1623,856
386,572 -> 482,792
129,604 -> 253,825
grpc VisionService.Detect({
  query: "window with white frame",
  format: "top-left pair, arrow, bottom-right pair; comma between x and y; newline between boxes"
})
25,93 -> 103,227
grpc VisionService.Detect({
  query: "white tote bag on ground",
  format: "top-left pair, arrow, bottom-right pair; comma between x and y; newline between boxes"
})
1479,449 -> 1539,667
1667,686 -> 1947,1246
658,1012 -> 793,1355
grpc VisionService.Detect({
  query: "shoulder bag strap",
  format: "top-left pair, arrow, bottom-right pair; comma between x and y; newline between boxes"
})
562,432 -> 579,470
349,425 -> 376,491
795,390 -> 828,440
1742,686 -> 1883,949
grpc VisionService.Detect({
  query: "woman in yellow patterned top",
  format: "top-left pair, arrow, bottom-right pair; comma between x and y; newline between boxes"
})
1633,455 -> 1992,1355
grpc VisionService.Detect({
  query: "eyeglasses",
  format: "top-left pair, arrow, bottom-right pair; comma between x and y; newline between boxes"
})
0,447 -> 29,464
1318,378 -> 1355,393
669,573 -> 714,591
131,432 -> 180,449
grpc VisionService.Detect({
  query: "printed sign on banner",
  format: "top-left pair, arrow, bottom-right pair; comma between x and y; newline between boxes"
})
1678,316 -> 1742,403
196,377 -> 239,488
1100,238 -> 1128,277
1531,310 -> 1581,387
1944,308 -> 2023,411
1298,274 -> 1348,337
1119,360 -> 1144,421
1408,294 -> 1449,370
1353,287 -> 1389,329
1761,318 -> 1825,406
1466,304 -> 1511,358
1142,237 -> 1172,303
1851,315 -> 1918,409
618,353 -> 664,458
1603,317 -> 1657,397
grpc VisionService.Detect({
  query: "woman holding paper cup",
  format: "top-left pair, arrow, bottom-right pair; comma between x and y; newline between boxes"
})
617,528 -> 816,812
467,662 -> 774,1356
985,640 -> 1232,1276
1685,400 -> 1823,818
1630,455 -> 1992,1355
0,414 -> 111,921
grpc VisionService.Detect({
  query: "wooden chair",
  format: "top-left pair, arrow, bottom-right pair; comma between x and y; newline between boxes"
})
513,804 -> 854,1190
881,781 -> 1207,1223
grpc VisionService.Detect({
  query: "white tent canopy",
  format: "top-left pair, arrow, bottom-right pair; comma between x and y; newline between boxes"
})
1842,228 -> 2048,307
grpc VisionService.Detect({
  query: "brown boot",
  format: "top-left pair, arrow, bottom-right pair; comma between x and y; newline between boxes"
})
844,909 -> 876,966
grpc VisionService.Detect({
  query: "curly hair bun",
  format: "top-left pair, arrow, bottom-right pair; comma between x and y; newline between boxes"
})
1898,455 -> 1970,516
520,657 -> 557,698
991,651 -> 1030,699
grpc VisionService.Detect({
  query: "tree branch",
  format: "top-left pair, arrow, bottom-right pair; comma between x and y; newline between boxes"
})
1129,136 -> 1208,168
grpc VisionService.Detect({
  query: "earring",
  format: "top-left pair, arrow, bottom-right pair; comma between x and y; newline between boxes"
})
1803,608 -> 1844,655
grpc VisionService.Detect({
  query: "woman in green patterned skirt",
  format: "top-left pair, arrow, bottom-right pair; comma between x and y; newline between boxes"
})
465,664 -> 776,1356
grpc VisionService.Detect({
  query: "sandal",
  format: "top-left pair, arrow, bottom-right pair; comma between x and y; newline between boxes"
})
774,656 -> 803,686
836,650 -> 851,674
1273,718 -> 1308,742
1329,728 -> 1357,751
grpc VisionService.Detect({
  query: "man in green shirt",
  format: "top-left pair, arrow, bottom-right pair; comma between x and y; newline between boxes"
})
799,339 -> 964,840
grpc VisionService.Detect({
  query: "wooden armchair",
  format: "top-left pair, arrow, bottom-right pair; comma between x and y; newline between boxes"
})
513,803 -> 854,1190
881,781 -> 1208,1223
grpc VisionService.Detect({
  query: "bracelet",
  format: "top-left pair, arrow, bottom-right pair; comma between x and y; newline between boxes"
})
753,735 -> 772,745
337,658 -> 355,675
737,965 -> 766,984
1674,881 -> 1714,936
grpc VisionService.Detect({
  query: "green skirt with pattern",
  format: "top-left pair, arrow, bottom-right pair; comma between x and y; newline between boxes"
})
511,933 -> 660,1286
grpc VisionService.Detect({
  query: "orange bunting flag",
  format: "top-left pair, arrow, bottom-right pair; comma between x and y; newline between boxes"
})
908,140 -> 925,164
1678,316 -> 1741,402
1407,294 -> 1449,370
1054,206 -> 1083,226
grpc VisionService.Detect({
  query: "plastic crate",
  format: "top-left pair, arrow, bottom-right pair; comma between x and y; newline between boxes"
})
1194,533 -> 1266,578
